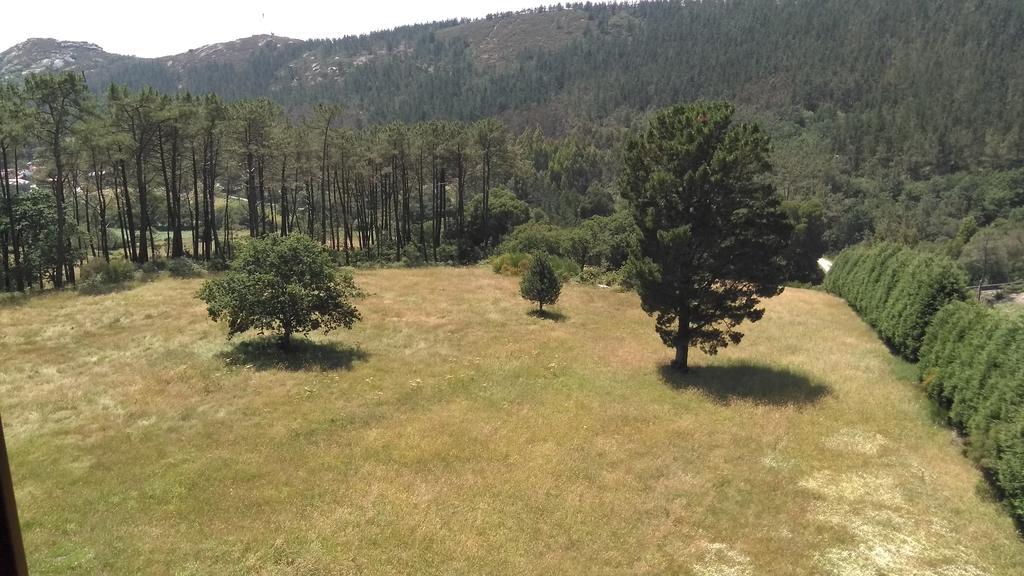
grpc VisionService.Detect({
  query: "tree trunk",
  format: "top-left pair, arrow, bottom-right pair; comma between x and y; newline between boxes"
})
280,155 -> 289,236
258,156 -> 267,237
279,328 -> 292,352
192,147 -> 200,257
53,138 -> 68,287
672,342 -> 690,372
135,151 -> 149,263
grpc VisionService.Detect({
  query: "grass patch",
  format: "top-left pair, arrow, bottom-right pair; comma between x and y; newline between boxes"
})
1,267 -> 1023,574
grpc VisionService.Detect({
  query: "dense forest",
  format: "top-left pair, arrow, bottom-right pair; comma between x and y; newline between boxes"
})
2,0 -> 1024,292
0,73 -> 649,292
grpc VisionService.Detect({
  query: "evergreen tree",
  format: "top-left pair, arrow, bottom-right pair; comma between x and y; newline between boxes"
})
520,254 -> 562,312
24,71 -> 90,286
622,102 -> 791,371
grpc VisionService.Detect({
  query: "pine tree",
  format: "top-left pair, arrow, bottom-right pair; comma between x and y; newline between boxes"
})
622,102 -> 792,372
520,254 -> 562,312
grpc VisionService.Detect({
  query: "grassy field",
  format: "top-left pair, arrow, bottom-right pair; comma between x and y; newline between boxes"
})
1,267 -> 1022,575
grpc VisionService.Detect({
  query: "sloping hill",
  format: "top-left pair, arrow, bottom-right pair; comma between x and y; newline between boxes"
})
3,1 -> 1024,173
0,38 -> 130,77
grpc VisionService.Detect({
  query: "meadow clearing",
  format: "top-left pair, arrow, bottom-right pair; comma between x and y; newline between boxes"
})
1,266 -> 1022,575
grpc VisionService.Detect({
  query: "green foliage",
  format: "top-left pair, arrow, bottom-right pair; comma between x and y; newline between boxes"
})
499,222 -> 567,257
64,1 -> 1024,179
468,188 -> 530,248
781,198 -> 827,284
401,243 -> 427,267
492,252 -> 533,276
198,234 -> 361,349
919,301 -> 1024,522
78,258 -> 136,295
492,252 -> 580,282
80,258 -> 136,284
958,219 -> 1024,285
499,211 -> 638,273
140,260 -> 164,275
166,258 -> 205,278
622,102 -> 792,369
825,242 -> 968,360
519,254 -> 562,311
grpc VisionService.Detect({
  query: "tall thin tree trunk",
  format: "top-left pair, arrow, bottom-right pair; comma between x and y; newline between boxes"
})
135,151 -> 150,263
53,135 -> 69,286
279,154 -> 289,236
192,147 -> 200,257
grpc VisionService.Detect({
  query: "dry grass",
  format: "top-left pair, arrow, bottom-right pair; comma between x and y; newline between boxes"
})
1,266 -> 1022,575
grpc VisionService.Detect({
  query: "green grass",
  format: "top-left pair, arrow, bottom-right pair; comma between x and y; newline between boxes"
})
1,267 -> 1022,574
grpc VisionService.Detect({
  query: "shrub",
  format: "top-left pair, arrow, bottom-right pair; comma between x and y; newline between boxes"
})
577,265 -> 606,285
166,258 -> 205,278
548,255 -> 581,281
79,258 -> 136,286
493,252 -> 580,281
207,258 -> 231,272
996,416 -> 1024,520
492,252 -> 533,276
499,222 -> 567,256
140,260 -> 163,274
520,254 -> 562,311
401,243 -> 426,267
77,275 -> 113,295
919,301 -> 1024,522
825,242 -> 968,360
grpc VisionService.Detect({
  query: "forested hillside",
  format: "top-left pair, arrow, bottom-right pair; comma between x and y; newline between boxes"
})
3,0 -> 1024,287
4,1 -> 1023,173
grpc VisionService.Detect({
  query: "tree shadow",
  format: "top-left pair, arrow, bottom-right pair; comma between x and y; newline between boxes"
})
218,337 -> 369,372
659,361 -> 831,407
527,309 -> 568,323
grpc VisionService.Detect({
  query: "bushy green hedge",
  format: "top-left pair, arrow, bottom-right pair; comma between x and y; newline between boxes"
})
824,242 -> 968,359
919,302 -> 1024,520
828,243 -> 1024,521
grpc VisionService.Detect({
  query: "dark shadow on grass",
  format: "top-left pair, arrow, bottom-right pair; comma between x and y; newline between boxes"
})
218,337 -> 369,372
659,361 -> 831,407
527,309 -> 568,322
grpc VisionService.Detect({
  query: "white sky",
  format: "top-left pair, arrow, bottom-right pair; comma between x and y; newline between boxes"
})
4,0 -> 558,58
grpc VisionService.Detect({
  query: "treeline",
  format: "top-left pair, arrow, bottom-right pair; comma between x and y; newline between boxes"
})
34,0 -> 1021,281
824,242 -> 967,360
0,72 -> 635,292
920,302 -> 1024,521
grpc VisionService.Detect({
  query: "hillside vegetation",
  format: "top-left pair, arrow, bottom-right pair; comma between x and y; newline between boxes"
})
4,1 -> 1023,287
3,0 -> 1023,174
1,268 -> 1022,574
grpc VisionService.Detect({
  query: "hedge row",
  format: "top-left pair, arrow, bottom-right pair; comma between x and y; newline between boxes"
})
919,302 -> 1024,520
824,242 -> 968,360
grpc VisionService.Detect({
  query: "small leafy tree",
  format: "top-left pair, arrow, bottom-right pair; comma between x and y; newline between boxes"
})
199,234 -> 360,350
520,254 -> 562,312
622,102 -> 792,371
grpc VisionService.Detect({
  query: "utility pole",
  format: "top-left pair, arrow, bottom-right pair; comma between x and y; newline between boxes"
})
0,413 -> 28,575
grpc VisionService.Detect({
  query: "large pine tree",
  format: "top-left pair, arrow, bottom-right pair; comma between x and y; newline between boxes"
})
622,102 -> 792,371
